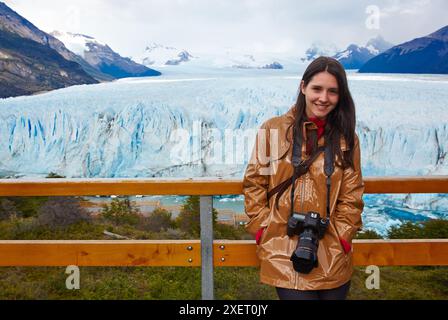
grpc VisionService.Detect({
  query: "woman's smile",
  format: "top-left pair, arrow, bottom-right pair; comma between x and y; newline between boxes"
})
314,103 -> 330,110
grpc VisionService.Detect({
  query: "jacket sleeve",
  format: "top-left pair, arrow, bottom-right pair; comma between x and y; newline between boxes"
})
333,134 -> 364,245
242,122 -> 271,237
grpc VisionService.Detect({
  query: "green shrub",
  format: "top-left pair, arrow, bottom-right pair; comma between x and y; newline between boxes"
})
214,223 -> 252,240
355,229 -> 383,239
101,198 -> 141,226
388,219 -> 448,239
0,198 -> 20,220
176,196 -> 218,238
140,208 -> 175,232
37,197 -> 91,229
420,219 -> 448,238
0,197 -> 48,218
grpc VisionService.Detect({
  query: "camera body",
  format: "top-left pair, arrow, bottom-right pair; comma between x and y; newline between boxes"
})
287,211 -> 329,238
287,211 -> 329,274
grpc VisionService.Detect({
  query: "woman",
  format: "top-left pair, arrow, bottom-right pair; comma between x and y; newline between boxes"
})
243,56 -> 364,300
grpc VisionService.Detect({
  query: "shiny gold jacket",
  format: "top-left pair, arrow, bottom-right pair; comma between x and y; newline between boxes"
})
243,106 -> 364,290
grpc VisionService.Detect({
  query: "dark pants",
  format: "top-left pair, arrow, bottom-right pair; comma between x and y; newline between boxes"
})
276,281 -> 351,300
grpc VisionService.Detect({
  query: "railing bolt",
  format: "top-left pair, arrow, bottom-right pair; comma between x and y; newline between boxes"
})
219,245 -> 225,250
188,258 -> 193,263
187,246 -> 193,251
221,257 -> 225,262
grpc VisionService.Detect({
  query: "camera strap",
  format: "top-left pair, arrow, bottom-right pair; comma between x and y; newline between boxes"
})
323,140 -> 334,221
267,124 -> 334,219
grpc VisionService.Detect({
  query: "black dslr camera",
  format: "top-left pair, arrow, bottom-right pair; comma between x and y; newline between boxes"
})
287,212 -> 329,274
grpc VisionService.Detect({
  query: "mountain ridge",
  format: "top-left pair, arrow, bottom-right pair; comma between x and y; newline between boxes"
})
0,1 -> 112,81
51,31 -> 161,79
0,2 -> 99,98
359,25 -> 448,74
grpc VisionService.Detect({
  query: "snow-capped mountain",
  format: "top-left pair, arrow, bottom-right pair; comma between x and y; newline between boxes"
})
300,37 -> 393,70
136,42 -> 195,67
190,50 -> 284,70
359,25 -> 448,74
365,35 -> 394,54
0,2 -> 112,82
219,51 -> 284,69
332,36 -> 394,70
165,50 -> 194,66
0,2 -> 98,98
333,44 -> 376,69
50,31 -> 107,58
136,43 -> 284,70
301,42 -> 340,62
51,31 -> 161,79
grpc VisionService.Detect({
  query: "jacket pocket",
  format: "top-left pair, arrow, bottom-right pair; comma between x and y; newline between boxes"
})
329,221 -> 350,257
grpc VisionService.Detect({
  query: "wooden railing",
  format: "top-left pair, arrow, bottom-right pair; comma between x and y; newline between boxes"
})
0,176 -> 447,196
0,176 -> 447,300
1,239 -> 447,267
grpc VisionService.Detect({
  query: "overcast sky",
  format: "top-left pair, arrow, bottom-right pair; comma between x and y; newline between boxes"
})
3,0 -> 448,58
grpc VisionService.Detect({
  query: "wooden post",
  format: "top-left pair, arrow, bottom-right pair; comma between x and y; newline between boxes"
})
200,196 -> 214,300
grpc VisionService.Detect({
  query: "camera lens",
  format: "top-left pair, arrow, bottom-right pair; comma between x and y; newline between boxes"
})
288,213 -> 327,274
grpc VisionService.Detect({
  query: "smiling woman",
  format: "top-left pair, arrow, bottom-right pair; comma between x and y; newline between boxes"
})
243,56 -> 364,300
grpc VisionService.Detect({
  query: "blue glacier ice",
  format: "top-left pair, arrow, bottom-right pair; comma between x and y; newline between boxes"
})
0,68 -> 447,235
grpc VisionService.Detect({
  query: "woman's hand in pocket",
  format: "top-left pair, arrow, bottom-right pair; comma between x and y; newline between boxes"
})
255,227 -> 266,245
339,238 -> 351,254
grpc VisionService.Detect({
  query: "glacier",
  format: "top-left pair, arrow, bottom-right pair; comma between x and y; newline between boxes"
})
0,68 -> 447,235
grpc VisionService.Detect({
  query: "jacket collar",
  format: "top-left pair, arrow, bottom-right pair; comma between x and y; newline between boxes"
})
277,105 -> 348,159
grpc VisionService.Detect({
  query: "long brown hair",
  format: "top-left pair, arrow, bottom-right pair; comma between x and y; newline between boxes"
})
293,56 -> 356,169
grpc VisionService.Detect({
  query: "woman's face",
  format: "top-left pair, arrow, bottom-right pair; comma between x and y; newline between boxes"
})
301,71 -> 339,120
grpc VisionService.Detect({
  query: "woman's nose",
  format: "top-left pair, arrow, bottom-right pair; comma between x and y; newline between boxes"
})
319,92 -> 329,103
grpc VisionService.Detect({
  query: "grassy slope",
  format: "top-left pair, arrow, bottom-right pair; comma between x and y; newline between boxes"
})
0,266 -> 447,300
